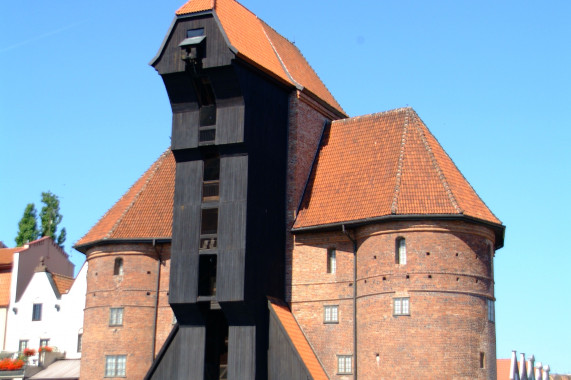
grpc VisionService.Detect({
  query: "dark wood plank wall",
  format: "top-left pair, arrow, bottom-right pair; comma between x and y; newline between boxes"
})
147,326 -> 207,379
228,325 -> 256,379
170,160 -> 202,306
217,154 -> 248,301
153,15 -> 234,75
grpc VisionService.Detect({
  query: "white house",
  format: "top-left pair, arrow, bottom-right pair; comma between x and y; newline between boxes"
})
4,259 -> 86,362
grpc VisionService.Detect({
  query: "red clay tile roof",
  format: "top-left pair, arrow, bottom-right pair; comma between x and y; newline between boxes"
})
0,271 -> 12,307
0,247 -> 21,266
75,149 -> 175,251
294,107 -> 502,230
497,358 -> 511,380
51,273 -> 74,295
175,0 -> 344,115
268,298 -> 328,380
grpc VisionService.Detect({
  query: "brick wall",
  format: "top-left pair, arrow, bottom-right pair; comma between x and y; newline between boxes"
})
291,220 -> 497,379
285,91 -> 342,302
80,243 -> 173,380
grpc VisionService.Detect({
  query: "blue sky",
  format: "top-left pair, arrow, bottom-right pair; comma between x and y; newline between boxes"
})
1,0 -> 569,373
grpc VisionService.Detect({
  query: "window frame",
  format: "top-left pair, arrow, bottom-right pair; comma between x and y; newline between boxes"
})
337,355 -> 353,375
324,305 -> 339,324
393,297 -> 410,316
77,333 -> 83,353
327,248 -> 336,274
105,355 -> 127,377
109,307 -> 124,326
18,340 -> 28,353
114,258 -> 124,276
396,237 -> 406,265
32,303 -> 42,321
487,299 -> 495,322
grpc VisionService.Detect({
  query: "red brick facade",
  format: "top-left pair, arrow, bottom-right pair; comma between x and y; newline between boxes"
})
291,220 -> 497,379
80,243 -> 173,380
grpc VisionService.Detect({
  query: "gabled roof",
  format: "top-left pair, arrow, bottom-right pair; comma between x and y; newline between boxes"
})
173,0 -> 344,116
293,108 -> 503,240
268,298 -> 328,380
75,149 -> 175,252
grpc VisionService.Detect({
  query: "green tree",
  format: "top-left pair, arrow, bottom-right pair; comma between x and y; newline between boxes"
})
39,191 -> 66,246
15,203 -> 40,246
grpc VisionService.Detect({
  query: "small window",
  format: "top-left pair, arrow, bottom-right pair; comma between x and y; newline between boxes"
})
187,28 -> 205,38
77,333 -> 83,353
40,339 -> 50,348
202,158 -> 220,202
324,305 -> 339,323
396,237 -> 406,265
32,303 -> 42,321
105,355 -> 127,377
480,352 -> 485,369
198,255 -> 217,296
109,308 -> 124,326
18,340 -> 28,353
337,355 -> 352,374
114,258 -> 124,276
327,248 -> 336,274
487,299 -> 495,322
393,297 -> 410,316
200,208 -> 218,250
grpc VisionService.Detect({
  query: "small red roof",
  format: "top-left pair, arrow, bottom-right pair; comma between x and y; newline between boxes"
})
75,149 -> 175,251
268,298 -> 328,380
0,271 -> 12,307
294,107 -> 502,231
51,273 -> 74,295
497,358 -> 511,380
0,248 -> 21,266
174,0 -> 344,115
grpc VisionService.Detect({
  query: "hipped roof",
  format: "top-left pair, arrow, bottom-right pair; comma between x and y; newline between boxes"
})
173,0 -> 344,115
75,149 -> 175,252
293,108 -> 503,243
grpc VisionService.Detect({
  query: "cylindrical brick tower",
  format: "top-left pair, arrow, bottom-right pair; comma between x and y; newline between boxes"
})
80,243 -> 172,380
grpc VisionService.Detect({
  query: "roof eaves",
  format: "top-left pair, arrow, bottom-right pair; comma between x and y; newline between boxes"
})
211,10 -> 238,54
292,214 -> 505,248
74,238 -> 172,254
260,22 -> 303,91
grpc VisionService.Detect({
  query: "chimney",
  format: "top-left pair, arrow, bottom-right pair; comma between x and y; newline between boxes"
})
510,351 -> 520,380
535,362 -> 542,380
520,353 -> 528,380
527,355 -> 535,380
542,365 -> 550,380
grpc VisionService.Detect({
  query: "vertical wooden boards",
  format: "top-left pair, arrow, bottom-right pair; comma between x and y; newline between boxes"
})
170,160 -> 202,305
217,154 -> 248,301
228,325 -> 256,379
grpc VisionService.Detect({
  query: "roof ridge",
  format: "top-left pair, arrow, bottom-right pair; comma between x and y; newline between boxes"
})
50,272 -> 74,280
333,107 -> 411,125
260,22 -> 302,89
411,111 -> 463,214
105,150 -> 170,240
391,110 -> 409,214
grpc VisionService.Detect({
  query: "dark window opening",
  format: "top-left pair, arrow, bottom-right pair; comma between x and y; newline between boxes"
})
200,208 -> 218,250
200,128 -> 216,144
480,352 -> 485,368
203,158 -> 220,202
200,105 -> 216,127
77,333 -> 83,353
114,257 -> 124,276
198,255 -> 217,296
32,303 -> 42,321
204,310 -> 228,380
187,28 -> 205,38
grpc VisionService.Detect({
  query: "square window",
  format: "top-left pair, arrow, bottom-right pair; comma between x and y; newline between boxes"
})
327,248 -> 336,274
32,303 -> 42,321
324,305 -> 339,323
337,355 -> 352,374
109,308 -> 124,326
105,355 -> 126,377
394,297 -> 410,316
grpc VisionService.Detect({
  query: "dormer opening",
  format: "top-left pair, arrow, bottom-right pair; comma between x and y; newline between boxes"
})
193,76 -> 217,144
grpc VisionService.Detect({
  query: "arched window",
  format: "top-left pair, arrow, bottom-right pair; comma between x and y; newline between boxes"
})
396,237 -> 406,265
114,258 -> 124,276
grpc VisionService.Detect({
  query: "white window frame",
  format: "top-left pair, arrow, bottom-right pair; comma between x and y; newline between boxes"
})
396,237 -> 406,265
109,307 -> 124,326
393,297 -> 410,316
324,305 -> 339,324
32,303 -> 42,321
337,355 -> 352,374
105,355 -> 126,377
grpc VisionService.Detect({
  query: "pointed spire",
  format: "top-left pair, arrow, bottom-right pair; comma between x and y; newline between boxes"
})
527,355 -> 535,380
535,362 -> 542,380
510,350 -> 520,380
542,365 -> 550,380
519,353 -> 528,380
